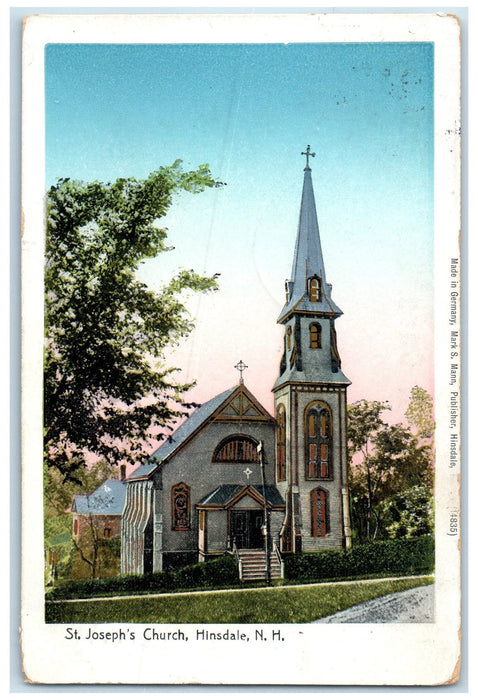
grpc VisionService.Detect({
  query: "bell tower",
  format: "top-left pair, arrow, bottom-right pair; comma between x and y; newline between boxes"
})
273,147 -> 352,553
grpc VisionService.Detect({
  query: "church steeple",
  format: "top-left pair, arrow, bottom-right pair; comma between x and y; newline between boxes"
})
274,148 -> 350,388
272,146 -> 352,555
290,158 -> 327,292
279,148 -> 342,324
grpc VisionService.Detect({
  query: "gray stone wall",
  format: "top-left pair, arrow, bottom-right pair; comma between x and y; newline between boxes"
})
270,510 -> 285,545
295,385 -> 347,551
298,316 -> 333,376
274,388 -> 291,502
274,382 -> 348,553
161,419 -> 276,557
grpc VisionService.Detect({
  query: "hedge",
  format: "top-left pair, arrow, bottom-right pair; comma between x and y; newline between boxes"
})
283,536 -> 434,582
46,537 -> 434,600
46,554 -> 239,601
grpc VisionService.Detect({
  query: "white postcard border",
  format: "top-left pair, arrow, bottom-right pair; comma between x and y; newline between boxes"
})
21,11 -> 462,686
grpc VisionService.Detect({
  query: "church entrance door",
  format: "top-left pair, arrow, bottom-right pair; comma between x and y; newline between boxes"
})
230,510 -> 263,549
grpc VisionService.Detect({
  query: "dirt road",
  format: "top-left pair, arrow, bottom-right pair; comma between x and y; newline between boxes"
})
314,584 -> 434,623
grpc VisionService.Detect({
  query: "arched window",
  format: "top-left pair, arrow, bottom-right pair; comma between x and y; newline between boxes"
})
309,322 -> 322,348
305,403 -> 332,479
276,404 -> 286,482
73,518 -> 79,536
103,521 -> 113,538
309,277 -> 321,302
213,436 -> 259,463
311,488 -> 329,537
172,483 -> 190,531
286,326 -> 292,349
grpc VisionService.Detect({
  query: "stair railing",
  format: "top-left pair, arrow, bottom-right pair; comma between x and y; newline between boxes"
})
232,540 -> 243,580
274,538 -> 284,579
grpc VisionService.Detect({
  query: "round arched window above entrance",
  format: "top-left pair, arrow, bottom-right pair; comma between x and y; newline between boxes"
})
212,435 -> 260,463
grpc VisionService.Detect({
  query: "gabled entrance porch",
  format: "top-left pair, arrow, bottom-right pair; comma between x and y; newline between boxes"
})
196,484 -> 285,570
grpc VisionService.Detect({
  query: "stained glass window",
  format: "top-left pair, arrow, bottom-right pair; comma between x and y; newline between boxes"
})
306,404 -> 332,479
213,436 -> 260,463
311,488 -> 329,537
172,483 -> 190,531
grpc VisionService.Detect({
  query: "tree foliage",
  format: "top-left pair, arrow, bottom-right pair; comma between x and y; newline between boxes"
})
348,388 -> 434,542
406,385 -> 435,439
44,161 -> 221,484
70,512 -> 122,580
382,486 -> 434,540
44,459 -> 124,583
44,459 -> 118,517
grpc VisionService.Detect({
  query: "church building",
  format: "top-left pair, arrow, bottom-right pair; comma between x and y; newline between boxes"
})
121,147 -> 352,579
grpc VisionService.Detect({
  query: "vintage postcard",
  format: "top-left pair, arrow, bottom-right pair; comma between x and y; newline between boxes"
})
21,12 -> 462,686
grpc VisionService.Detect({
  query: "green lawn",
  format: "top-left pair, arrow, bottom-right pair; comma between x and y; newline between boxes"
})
45,575 -> 433,624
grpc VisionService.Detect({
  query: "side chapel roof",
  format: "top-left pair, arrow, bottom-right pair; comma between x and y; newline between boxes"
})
127,383 -> 274,482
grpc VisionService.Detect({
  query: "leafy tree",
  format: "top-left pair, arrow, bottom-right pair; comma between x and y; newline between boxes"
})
405,385 -> 435,492
44,161 -> 221,485
69,500 -> 122,580
347,400 -> 391,541
406,385 -> 435,439
382,486 -> 434,540
348,392 -> 433,542
44,459 -> 120,583
44,459 -> 118,517
44,513 -> 73,585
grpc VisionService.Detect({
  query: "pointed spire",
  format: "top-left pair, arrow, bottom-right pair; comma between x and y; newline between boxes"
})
274,147 -> 350,391
278,149 -> 342,323
290,164 -> 327,290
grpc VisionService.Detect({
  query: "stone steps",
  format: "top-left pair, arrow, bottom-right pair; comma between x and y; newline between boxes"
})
237,548 -> 283,581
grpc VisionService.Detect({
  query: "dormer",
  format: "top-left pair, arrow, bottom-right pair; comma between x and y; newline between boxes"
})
285,279 -> 294,304
308,275 -> 322,302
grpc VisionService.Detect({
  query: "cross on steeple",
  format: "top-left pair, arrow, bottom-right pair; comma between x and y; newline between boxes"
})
234,359 -> 248,384
301,145 -> 316,170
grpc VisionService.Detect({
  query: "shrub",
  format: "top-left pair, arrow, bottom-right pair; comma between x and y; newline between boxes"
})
163,551 -> 197,570
46,555 -> 238,601
171,556 -> 238,589
283,536 -> 434,582
382,486 -> 434,539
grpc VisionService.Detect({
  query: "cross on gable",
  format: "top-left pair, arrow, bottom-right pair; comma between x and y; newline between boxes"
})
234,359 -> 248,384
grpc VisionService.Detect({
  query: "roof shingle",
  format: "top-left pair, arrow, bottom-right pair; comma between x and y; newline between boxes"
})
72,479 -> 126,515
128,386 -> 238,480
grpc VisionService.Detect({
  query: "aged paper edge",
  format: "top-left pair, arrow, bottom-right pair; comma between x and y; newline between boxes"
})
20,11 -> 462,686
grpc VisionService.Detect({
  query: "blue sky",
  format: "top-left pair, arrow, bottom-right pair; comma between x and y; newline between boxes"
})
45,42 -> 434,418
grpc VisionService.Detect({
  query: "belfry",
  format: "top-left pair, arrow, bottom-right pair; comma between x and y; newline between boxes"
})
273,146 -> 352,553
